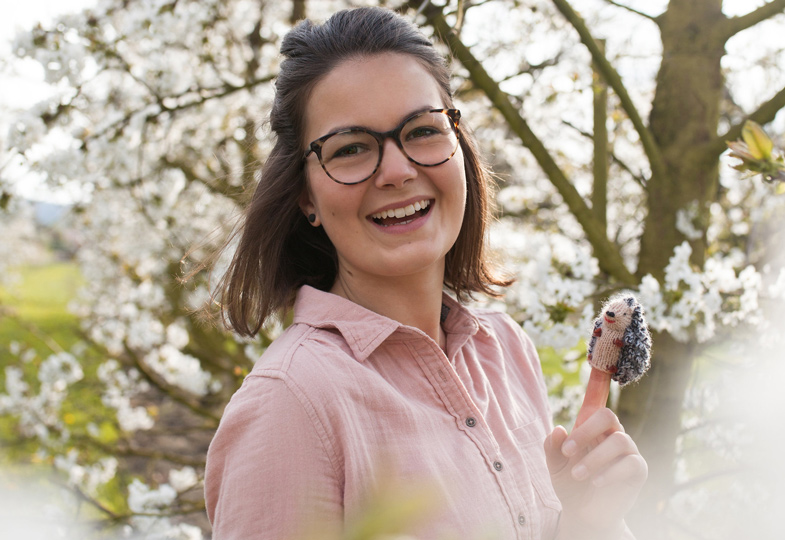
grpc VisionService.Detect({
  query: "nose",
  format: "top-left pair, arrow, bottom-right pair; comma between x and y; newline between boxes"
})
373,137 -> 417,188
607,312 -> 615,317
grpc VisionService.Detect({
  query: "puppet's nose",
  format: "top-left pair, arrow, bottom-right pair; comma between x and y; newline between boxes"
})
607,312 -> 615,317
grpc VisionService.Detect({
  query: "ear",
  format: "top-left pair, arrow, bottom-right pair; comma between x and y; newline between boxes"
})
298,185 -> 320,227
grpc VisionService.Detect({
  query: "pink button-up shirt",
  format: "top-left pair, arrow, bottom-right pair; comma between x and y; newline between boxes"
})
205,286 -> 562,539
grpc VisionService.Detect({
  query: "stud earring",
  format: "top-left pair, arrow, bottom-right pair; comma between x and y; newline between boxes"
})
308,214 -> 316,224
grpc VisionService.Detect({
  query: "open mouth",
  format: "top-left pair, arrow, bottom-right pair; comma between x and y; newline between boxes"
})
369,199 -> 432,227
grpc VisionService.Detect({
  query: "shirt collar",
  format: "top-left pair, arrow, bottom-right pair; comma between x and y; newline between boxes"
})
292,286 -> 480,362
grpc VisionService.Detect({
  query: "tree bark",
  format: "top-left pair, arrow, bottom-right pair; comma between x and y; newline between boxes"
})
638,0 -> 725,279
618,333 -> 697,540
622,1 -> 725,536
291,0 -> 306,24
592,40 -> 609,234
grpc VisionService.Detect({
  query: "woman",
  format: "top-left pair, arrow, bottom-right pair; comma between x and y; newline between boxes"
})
204,7 -> 646,540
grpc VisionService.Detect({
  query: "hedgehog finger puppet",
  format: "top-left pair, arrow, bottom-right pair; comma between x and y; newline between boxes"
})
573,294 -> 652,428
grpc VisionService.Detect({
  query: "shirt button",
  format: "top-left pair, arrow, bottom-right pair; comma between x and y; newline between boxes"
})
518,514 -> 526,526
465,417 -> 477,427
493,461 -> 503,471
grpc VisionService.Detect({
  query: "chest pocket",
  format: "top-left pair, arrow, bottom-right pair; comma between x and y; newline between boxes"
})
511,419 -> 562,511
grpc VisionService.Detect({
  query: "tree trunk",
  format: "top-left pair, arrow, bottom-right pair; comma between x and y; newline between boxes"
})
621,0 -> 725,537
638,0 -> 725,280
618,334 -> 697,540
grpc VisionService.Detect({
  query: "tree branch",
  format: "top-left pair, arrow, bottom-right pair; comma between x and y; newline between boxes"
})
72,434 -> 206,467
413,1 -> 636,285
592,39 -> 609,232
550,0 -> 668,186
721,0 -> 785,41
83,75 -> 275,149
708,84 -> 785,158
601,0 -> 661,22
122,345 -> 221,425
561,120 -> 648,188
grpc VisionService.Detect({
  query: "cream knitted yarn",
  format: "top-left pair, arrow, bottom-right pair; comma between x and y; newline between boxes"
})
586,294 -> 652,386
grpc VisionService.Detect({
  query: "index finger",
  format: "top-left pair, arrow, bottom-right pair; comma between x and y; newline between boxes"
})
563,407 -> 623,458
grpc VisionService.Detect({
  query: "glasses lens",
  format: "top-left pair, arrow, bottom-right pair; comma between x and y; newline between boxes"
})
401,111 -> 459,166
319,131 -> 379,184
318,111 -> 459,184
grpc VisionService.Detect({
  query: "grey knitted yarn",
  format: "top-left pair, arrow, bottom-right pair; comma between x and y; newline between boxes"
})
586,294 -> 652,386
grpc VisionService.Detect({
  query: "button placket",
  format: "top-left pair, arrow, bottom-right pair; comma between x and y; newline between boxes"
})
410,337 -> 526,539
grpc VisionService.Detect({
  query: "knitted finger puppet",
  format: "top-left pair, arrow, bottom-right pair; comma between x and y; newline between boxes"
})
574,294 -> 652,428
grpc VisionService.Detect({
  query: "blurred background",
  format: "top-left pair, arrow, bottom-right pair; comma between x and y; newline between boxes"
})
1,1 -> 784,539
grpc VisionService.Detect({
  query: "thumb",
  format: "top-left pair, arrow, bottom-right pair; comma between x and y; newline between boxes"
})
544,425 -> 569,474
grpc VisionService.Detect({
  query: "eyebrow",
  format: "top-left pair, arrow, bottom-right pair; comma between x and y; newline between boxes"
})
323,105 -> 439,135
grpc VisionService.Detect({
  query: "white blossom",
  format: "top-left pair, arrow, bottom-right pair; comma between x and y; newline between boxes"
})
640,242 -> 768,343
675,201 -> 703,241
169,467 -> 198,492
127,479 -> 177,514
97,360 -> 154,432
54,450 -> 118,495
144,345 -> 217,397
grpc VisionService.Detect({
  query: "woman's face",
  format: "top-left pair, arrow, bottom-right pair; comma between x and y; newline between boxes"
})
301,52 -> 467,290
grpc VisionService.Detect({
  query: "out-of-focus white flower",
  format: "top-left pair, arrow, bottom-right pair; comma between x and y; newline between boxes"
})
166,322 -> 190,350
169,467 -> 198,492
491,220 -> 598,350
97,360 -> 154,432
676,202 -> 703,241
144,345 -> 217,397
127,479 -> 177,513
54,450 -> 118,495
640,242 -> 767,342
38,352 -> 83,392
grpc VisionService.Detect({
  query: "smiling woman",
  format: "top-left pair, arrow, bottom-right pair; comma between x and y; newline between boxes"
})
299,52 -> 470,324
205,6 -> 647,540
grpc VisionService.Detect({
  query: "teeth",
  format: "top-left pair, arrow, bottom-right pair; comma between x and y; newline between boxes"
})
371,199 -> 430,221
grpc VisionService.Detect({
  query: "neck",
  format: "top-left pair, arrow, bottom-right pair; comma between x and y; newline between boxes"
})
331,267 -> 447,349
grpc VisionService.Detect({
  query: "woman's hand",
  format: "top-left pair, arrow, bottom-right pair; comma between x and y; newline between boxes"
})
544,408 -> 647,540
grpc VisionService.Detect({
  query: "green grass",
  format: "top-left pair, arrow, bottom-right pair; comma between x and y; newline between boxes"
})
0,262 -> 85,462
0,262 -> 83,357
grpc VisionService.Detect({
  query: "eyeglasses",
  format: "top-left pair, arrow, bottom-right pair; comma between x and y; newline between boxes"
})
303,108 -> 461,185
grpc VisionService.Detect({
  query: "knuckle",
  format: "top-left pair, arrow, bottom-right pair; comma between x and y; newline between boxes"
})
628,454 -> 648,481
608,430 -> 630,447
599,407 -> 616,422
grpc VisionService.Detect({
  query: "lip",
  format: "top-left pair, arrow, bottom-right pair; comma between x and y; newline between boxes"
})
367,197 -> 434,235
367,196 -> 434,218
604,315 -> 616,324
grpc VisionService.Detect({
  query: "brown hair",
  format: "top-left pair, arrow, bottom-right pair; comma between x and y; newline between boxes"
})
215,6 -> 510,337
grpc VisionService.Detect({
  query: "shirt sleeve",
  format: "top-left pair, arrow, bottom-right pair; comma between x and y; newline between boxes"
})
204,374 -> 343,540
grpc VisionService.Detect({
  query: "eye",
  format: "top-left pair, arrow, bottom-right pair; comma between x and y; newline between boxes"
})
321,130 -> 377,162
329,144 -> 370,159
406,126 -> 440,140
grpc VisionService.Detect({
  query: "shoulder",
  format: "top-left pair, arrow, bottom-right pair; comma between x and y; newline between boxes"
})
226,322 -> 361,422
208,324 -> 351,477
246,321 -> 357,383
